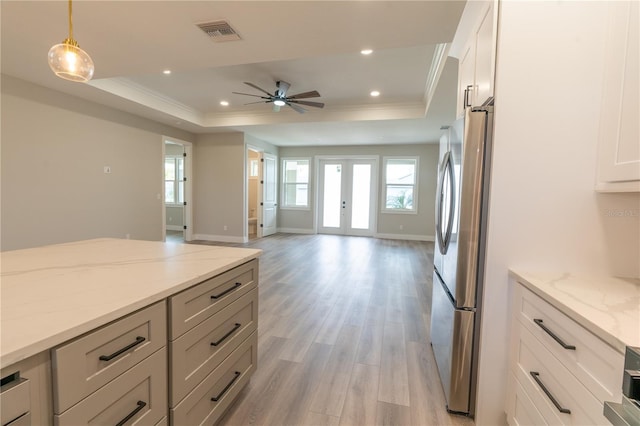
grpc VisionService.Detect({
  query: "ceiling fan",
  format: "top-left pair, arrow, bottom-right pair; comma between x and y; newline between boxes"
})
232,81 -> 324,113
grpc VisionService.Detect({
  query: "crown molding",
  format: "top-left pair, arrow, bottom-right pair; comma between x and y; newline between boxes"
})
88,77 -> 205,125
88,77 -> 426,130
202,102 -> 426,127
423,43 -> 450,114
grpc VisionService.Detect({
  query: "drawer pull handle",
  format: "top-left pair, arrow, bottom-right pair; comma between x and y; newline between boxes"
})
529,371 -> 571,414
211,371 -> 241,402
211,323 -> 242,347
99,336 -> 146,361
211,282 -> 241,300
115,400 -> 146,426
533,319 -> 576,350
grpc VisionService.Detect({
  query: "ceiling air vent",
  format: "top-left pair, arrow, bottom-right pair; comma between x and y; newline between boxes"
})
196,20 -> 241,42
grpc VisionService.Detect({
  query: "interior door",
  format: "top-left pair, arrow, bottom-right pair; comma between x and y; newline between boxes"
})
318,159 -> 376,236
262,153 -> 277,236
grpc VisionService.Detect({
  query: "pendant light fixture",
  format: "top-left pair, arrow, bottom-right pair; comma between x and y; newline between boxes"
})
48,0 -> 94,82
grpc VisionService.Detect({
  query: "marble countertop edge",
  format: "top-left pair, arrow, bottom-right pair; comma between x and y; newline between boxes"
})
509,269 -> 640,354
1,239 -> 262,367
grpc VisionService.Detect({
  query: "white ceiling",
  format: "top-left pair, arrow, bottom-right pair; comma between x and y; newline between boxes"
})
1,1 -> 465,146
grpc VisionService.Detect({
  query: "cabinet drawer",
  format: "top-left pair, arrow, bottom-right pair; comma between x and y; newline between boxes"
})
515,285 -> 623,402
513,324 -> 608,425
170,289 -> 258,406
506,372 -> 546,426
54,347 -> 167,426
3,412 -> 31,426
52,301 -> 167,413
171,331 -> 257,426
169,259 -> 258,339
0,376 -> 30,426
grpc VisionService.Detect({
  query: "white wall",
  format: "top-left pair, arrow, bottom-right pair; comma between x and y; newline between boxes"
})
475,2 -> 640,424
277,144 -> 439,239
1,76 -> 195,250
193,132 -> 245,241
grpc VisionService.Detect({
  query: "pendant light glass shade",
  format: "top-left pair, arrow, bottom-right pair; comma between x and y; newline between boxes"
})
48,0 -> 94,82
48,40 -> 94,82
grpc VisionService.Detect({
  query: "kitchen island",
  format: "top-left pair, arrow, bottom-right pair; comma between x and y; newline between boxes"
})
0,238 -> 261,425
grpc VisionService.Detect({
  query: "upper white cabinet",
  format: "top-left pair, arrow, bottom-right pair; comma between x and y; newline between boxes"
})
451,1 -> 497,116
596,1 -> 640,192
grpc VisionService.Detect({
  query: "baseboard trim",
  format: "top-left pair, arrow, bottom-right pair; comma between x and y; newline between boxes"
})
166,225 -> 183,231
275,228 -> 433,242
192,234 -> 245,244
277,228 -> 315,235
375,233 -> 434,242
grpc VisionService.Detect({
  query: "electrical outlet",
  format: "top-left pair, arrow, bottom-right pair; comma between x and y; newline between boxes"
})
399,224 -> 404,231
223,225 -> 228,231
103,166 -> 111,174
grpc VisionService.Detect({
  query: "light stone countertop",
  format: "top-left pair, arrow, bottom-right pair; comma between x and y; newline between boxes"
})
0,238 -> 261,367
510,270 -> 640,353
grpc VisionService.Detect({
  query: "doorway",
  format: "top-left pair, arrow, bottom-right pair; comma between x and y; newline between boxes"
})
247,149 -> 261,240
317,157 -> 377,236
163,137 -> 192,243
245,147 -> 278,241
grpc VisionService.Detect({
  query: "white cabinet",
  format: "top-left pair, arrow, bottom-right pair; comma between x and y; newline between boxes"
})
506,282 -> 624,425
596,1 -> 640,192
0,352 -> 52,426
52,302 -> 168,425
452,1 -> 497,116
0,258 -> 259,426
168,259 -> 259,425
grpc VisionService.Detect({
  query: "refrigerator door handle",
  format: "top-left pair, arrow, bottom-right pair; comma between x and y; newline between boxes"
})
436,151 -> 455,255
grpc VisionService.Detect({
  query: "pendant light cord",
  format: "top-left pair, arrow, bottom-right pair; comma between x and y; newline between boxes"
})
68,0 -> 74,40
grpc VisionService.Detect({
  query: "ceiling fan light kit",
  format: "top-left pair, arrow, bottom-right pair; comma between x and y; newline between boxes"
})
233,80 -> 325,114
48,0 -> 94,82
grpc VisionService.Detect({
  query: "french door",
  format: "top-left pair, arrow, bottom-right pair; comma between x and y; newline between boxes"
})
317,158 -> 377,236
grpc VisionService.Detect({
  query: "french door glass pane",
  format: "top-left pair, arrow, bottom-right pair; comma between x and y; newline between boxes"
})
351,164 -> 371,229
322,164 -> 342,228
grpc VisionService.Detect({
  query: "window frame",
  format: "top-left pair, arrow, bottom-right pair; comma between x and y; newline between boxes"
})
280,157 -> 311,210
164,154 -> 185,206
381,156 -> 419,214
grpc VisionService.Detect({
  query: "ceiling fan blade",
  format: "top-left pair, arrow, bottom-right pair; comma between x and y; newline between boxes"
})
287,90 -> 320,99
289,100 -> 325,108
243,82 -> 273,97
244,101 -> 271,105
232,91 -> 270,99
286,102 -> 306,114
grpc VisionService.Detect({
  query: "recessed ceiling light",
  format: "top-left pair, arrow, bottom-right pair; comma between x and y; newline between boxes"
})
163,70 -> 172,75
220,101 -> 229,106
361,49 -> 373,55
370,90 -> 380,97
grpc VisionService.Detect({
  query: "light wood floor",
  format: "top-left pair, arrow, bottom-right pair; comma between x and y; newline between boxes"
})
190,234 -> 473,426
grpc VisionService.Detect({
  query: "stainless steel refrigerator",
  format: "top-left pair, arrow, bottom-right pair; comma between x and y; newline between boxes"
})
431,104 -> 494,416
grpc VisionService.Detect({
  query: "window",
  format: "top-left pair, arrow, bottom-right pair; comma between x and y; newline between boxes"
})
281,158 -> 310,209
165,156 -> 184,204
383,157 -> 418,213
249,159 -> 259,178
